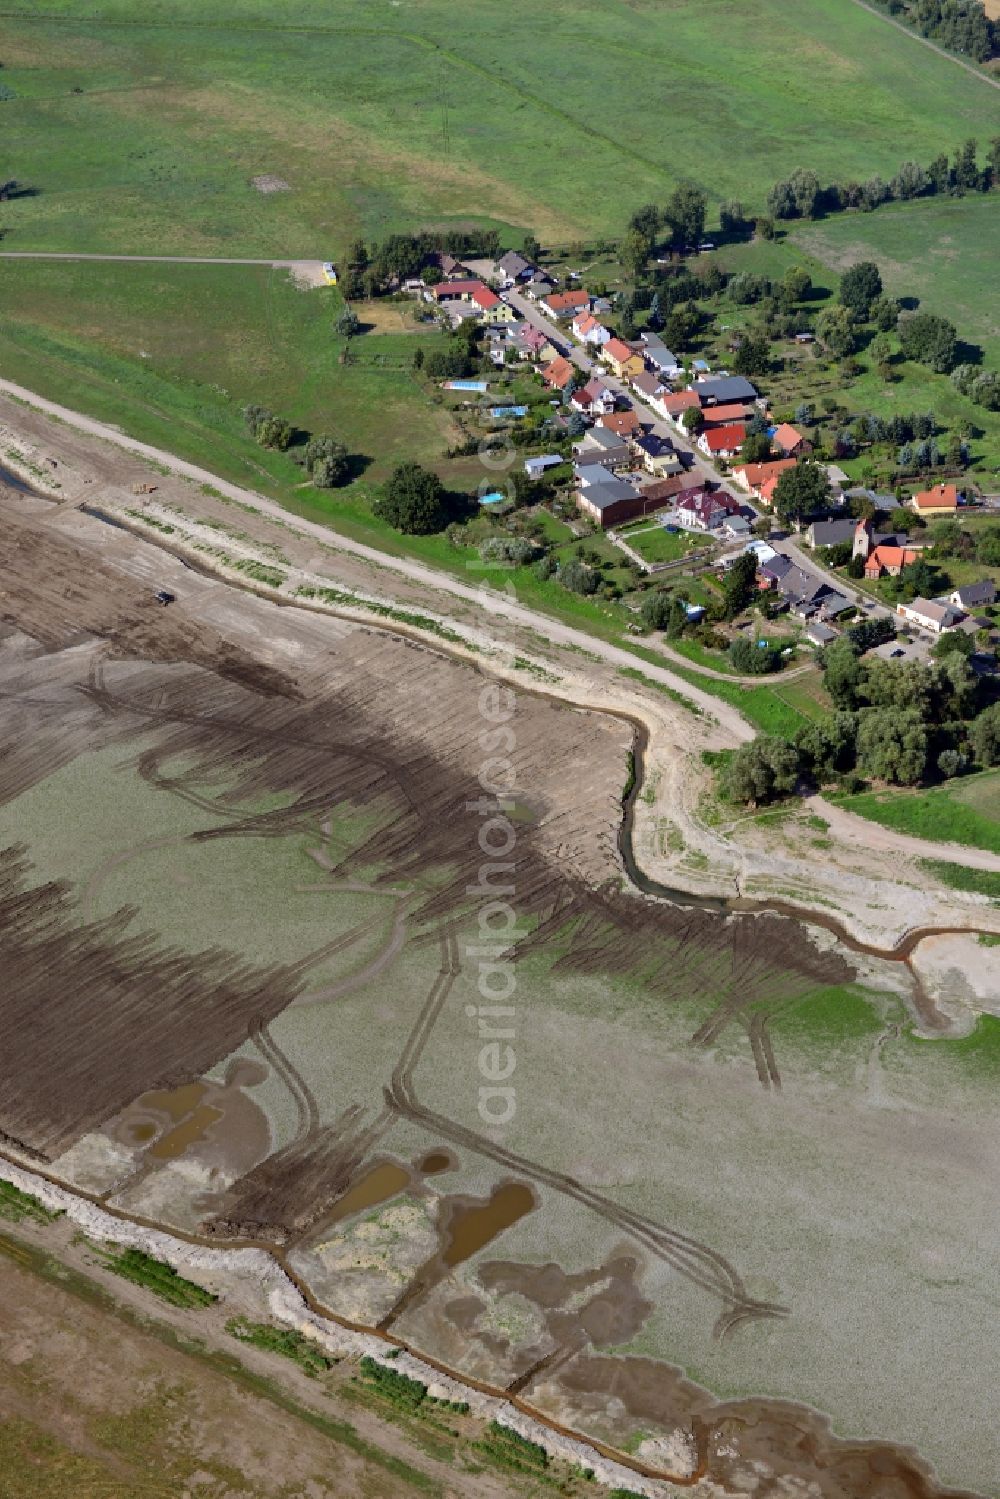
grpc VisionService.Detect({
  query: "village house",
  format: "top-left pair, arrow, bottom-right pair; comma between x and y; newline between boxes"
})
701,403 -> 752,428
428,278 -> 489,306
731,457 -> 797,499
864,544 -> 918,580
639,334 -> 682,380
573,428 -> 632,471
479,293 -> 517,324
692,375 -> 759,407
497,250 -> 534,284
676,489 -> 724,531
771,422 -> 810,457
757,555 -> 850,619
575,474 -> 646,527
510,324 -> 557,362
572,311 -> 611,346
908,483 -> 959,517
599,409 -> 643,440
630,370 -> 666,403
570,376 -> 616,416
541,289 -> 591,320
541,354 -> 576,392
852,516 -> 925,562
897,596 -> 965,634
632,432 -> 683,477
524,275 -> 555,301
697,422 -> 746,458
651,389 -> 701,428
436,252 -> 466,277
634,473 -> 699,509
949,580 -> 996,609
601,337 -> 645,379
723,513 -> 752,540
523,454 -> 563,481
805,518 -> 860,550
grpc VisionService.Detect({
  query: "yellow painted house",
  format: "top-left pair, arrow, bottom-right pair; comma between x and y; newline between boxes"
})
481,300 -> 518,325
601,337 -> 644,379
908,483 -> 958,516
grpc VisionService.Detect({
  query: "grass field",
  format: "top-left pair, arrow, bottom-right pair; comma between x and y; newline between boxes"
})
0,260 -> 459,484
836,769 -> 1000,853
626,526 -> 706,565
795,196 -> 1000,367
714,224 -> 1000,475
0,0 -> 995,255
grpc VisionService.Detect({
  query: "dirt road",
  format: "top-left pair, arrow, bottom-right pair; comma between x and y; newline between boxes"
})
0,378 -> 752,740
812,794 -> 1000,872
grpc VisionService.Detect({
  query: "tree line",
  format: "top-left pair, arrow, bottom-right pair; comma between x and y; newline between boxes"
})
762,138 -> 999,226
872,0 -> 995,61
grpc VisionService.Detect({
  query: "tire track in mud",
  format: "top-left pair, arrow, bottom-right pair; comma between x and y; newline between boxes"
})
385,930 -> 787,1330
250,1019 -> 320,1143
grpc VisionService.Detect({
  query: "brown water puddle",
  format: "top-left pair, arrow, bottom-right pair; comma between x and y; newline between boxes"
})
324,1161 -> 411,1225
149,1103 -> 224,1161
441,1183 -> 537,1269
417,1150 -> 454,1175
141,1081 -> 208,1123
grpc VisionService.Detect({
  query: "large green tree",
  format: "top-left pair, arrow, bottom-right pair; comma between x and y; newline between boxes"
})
970,703 -> 1000,767
375,462 -> 449,534
722,737 -> 801,806
855,707 -> 928,785
771,460 -> 831,527
663,183 -> 707,250
898,313 -> 959,374
721,552 -> 758,618
839,261 -> 882,319
303,435 -> 349,488
816,305 -> 857,357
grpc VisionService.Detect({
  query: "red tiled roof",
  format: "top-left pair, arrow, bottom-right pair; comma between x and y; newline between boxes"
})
657,391 -> 701,413
472,286 -> 501,310
431,279 -> 485,300
599,410 -> 641,436
772,422 -> 804,452
911,483 -> 958,510
734,457 -> 797,490
604,337 -> 635,363
546,289 -> 590,312
541,355 -> 575,389
865,545 -> 918,574
702,423 -> 746,452
701,403 -> 751,426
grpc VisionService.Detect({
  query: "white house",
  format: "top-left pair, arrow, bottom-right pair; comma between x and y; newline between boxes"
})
896,597 -> 965,635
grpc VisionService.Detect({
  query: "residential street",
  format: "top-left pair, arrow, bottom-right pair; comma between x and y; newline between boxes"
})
504,287 -> 726,491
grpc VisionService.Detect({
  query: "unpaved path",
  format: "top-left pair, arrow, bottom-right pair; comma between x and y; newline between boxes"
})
812,794 -> 1000,873
0,378 -> 752,739
0,250 -> 327,277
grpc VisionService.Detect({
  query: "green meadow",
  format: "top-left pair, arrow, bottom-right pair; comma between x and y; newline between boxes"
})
0,259 -> 455,484
794,195 -> 1000,367
836,769 -> 1000,854
0,0 -> 995,254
